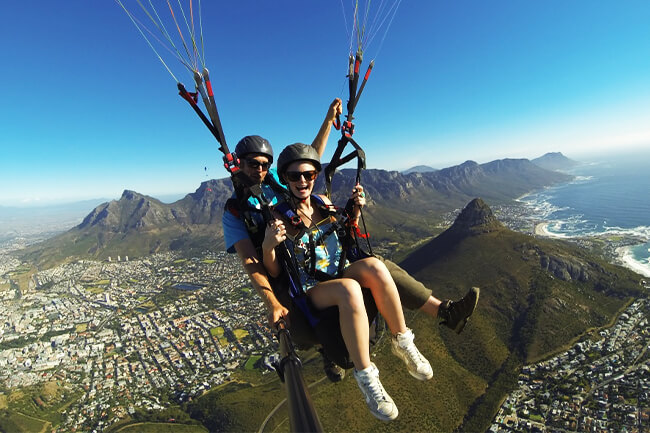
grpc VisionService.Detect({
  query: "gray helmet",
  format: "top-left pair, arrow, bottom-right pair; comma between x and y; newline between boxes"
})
277,143 -> 322,183
235,135 -> 273,163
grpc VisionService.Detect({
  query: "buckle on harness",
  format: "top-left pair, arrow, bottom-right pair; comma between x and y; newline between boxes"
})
342,121 -> 354,137
223,152 -> 240,174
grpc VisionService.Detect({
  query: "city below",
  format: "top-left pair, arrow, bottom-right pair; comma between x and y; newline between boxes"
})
1,248 -> 274,432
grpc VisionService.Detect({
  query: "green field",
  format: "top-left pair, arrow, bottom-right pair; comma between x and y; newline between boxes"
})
85,286 -> 105,294
233,329 -> 249,340
139,301 -> 156,311
210,327 -> 224,337
0,410 -> 50,433
116,422 -> 207,433
244,355 -> 262,370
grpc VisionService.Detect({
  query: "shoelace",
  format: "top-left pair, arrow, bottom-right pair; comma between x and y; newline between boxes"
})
363,373 -> 390,402
402,339 -> 427,366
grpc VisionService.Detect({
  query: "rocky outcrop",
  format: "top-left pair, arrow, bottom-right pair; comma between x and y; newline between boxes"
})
540,253 -> 590,282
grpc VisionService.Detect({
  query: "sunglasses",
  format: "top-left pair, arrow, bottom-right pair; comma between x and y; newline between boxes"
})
285,170 -> 318,182
244,158 -> 270,171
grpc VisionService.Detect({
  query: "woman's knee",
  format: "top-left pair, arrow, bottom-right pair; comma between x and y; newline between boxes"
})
336,278 -> 365,310
357,257 -> 391,281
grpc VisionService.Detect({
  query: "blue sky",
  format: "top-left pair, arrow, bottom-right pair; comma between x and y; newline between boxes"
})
1,1 -> 649,206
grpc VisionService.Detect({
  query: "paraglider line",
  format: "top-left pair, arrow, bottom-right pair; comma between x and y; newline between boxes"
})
167,0 -> 196,71
366,0 -> 403,56
120,0 -> 194,74
175,0 -> 201,70
198,0 -> 206,68
141,0 -> 194,70
116,0 -> 180,82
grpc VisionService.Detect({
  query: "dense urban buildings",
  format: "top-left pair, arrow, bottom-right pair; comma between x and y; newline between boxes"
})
1,249 -> 276,432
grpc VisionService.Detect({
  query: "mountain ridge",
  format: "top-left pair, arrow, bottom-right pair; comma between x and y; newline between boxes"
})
18,157 -> 572,267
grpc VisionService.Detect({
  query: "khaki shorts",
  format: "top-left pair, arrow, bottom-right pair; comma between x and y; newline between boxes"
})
376,255 -> 432,311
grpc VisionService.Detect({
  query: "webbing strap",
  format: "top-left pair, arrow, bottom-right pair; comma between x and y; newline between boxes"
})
324,134 -> 366,198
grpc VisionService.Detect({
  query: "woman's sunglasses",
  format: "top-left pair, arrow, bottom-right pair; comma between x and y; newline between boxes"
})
285,170 -> 318,182
244,158 -> 270,171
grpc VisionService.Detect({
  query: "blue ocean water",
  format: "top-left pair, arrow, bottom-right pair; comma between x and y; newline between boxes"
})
520,150 -> 650,277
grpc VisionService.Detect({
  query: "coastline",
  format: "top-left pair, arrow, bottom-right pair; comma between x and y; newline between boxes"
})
616,246 -> 650,278
534,221 -> 650,277
533,222 -> 566,239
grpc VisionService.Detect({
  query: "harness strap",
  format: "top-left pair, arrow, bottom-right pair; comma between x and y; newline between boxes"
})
324,134 -> 366,199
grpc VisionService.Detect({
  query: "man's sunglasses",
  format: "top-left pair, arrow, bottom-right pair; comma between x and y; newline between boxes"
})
244,158 -> 270,171
285,170 -> 318,182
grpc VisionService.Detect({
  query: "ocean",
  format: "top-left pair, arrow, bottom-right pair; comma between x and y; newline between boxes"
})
520,150 -> 650,278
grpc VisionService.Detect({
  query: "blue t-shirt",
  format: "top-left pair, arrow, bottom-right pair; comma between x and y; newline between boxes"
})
222,169 -> 284,253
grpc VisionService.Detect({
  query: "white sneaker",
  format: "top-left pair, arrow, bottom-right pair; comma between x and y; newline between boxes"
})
353,363 -> 399,421
391,328 -> 433,381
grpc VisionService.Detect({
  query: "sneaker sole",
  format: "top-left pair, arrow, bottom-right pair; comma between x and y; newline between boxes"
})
325,368 -> 345,382
369,404 -> 399,421
391,346 -> 433,381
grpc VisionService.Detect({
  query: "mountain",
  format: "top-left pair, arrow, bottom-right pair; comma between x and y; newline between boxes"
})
398,198 -> 642,432
532,151 -> 578,171
185,198 -> 643,432
19,158 -> 572,267
401,165 -> 437,174
326,159 -> 571,207
20,180 -> 234,267
323,158 -> 571,247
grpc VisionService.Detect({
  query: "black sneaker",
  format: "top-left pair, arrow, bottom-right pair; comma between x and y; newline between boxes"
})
438,287 -> 480,334
319,348 -> 345,382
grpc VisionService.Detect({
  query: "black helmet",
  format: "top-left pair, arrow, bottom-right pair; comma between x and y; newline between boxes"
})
277,143 -> 322,183
235,135 -> 273,163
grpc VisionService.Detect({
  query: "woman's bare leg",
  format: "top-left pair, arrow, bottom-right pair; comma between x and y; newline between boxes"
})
343,258 -> 407,336
307,278 -> 371,370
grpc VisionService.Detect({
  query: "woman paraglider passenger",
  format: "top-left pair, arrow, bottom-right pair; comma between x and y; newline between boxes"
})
261,143 -> 432,421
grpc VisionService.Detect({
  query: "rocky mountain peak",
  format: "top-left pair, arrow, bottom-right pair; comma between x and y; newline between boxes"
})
448,198 -> 503,235
120,190 -> 143,201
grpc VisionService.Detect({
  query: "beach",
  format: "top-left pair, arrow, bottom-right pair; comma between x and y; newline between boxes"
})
533,222 -> 565,238
616,246 -> 650,278
533,221 -> 650,278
